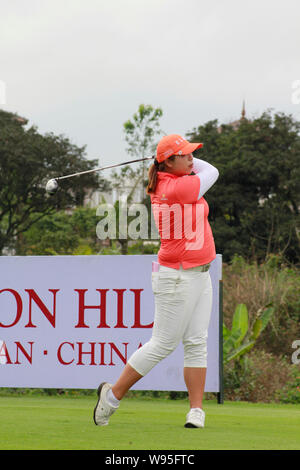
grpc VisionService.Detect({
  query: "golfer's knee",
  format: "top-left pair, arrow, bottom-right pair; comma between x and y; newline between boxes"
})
150,337 -> 179,360
183,338 -> 207,367
127,338 -> 179,376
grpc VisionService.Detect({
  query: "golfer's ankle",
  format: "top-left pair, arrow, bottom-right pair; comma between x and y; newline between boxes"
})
111,386 -> 124,401
107,387 -> 121,405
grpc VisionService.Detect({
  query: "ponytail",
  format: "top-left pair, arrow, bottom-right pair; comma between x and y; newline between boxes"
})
146,156 -> 176,195
146,159 -> 159,194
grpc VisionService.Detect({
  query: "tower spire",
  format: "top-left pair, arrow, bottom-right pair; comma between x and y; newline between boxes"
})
241,100 -> 246,120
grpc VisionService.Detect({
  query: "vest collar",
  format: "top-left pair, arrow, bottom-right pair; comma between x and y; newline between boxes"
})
157,171 -> 178,180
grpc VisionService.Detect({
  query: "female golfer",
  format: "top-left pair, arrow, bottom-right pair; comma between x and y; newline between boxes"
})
94,134 -> 219,428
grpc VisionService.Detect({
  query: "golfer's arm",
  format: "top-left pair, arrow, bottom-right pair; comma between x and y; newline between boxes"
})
192,158 -> 219,199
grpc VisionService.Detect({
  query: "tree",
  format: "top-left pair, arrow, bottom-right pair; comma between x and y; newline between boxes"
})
122,104 -> 163,202
109,104 -> 163,254
0,110 -> 110,254
15,207 -> 102,255
186,109 -> 300,264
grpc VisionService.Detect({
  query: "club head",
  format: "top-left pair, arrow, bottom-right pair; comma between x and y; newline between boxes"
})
45,178 -> 58,196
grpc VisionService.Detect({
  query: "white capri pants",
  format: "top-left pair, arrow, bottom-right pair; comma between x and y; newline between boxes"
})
128,264 -> 213,376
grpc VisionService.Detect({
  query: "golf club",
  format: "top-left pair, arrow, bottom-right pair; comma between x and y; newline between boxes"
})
45,155 -> 155,195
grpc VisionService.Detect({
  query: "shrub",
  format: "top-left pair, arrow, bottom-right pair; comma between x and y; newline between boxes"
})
276,367 -> 300,404
224,350 -> 299,403
222,254 -> 300,358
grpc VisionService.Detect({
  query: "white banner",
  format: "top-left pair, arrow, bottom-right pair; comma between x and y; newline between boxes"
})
0,255 -> 222,391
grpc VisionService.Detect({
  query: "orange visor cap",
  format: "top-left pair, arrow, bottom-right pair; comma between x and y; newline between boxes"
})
156,134 -> 203,163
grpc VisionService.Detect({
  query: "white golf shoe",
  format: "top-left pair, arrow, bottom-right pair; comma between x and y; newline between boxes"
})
184,408 -> 205,428
93,382 -> 119,426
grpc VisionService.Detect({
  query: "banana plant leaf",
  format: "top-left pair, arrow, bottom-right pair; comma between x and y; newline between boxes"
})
260,307 -> 274,332
225,339 -> 256,363
251,318 -> 262,340
223,324 -> 231,341
223,328 -> 243,356
231,303 -> 249,348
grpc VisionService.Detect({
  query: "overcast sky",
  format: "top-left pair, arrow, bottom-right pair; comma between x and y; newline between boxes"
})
1,0 -> 300,170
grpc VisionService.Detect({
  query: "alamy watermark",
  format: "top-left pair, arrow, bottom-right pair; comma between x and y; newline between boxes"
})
291,340 -> 300,365
291,80 -> 300,122
291,340 -> 300,394
95,196 -> 205,250
291,80 -> 300,105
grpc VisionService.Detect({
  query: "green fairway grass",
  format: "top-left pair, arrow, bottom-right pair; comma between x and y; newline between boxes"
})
0,395 -> 299,450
